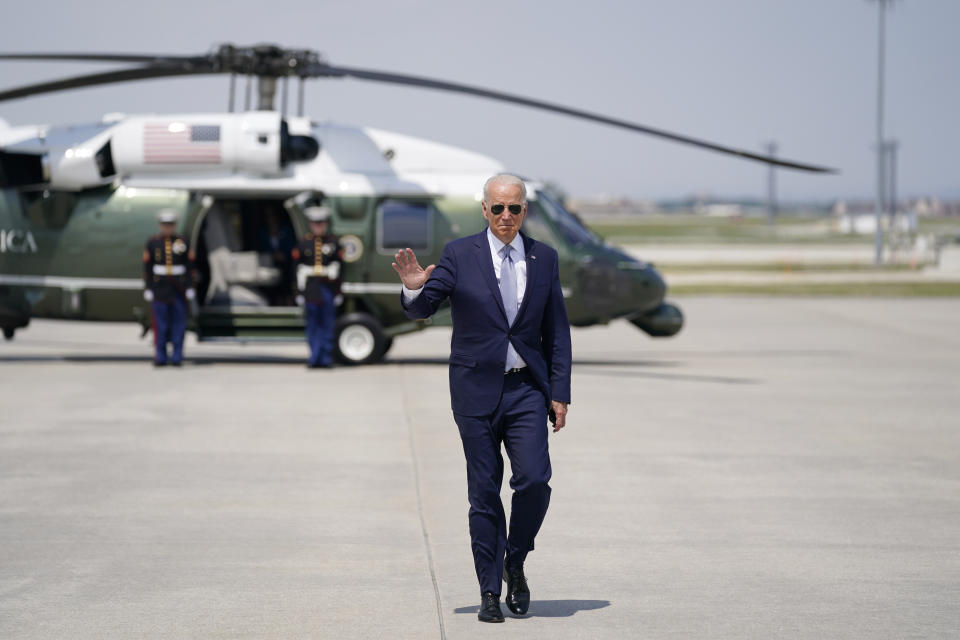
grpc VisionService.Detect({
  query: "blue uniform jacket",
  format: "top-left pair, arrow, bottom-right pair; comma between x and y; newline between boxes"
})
401,231 -> 572,417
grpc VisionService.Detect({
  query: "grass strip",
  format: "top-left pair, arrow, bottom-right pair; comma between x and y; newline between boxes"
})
660,263 -> 921,273
669,282 -> 960,296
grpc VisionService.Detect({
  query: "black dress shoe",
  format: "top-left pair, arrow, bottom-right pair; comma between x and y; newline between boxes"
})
504,564 -> 530,615
478,591 -> 504,623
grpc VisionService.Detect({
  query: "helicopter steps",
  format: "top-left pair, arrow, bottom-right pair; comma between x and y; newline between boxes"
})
196,305 -> 304,341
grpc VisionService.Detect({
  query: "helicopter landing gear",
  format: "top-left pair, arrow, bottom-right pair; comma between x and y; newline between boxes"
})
2,327 -> 14,341
334,312 -> 388,365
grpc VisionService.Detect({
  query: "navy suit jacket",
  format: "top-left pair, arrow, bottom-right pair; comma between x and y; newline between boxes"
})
401,231 -> 572,417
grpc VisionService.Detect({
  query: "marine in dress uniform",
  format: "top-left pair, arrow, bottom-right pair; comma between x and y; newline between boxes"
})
142,209 -> 196,367
292,206 -> 343,368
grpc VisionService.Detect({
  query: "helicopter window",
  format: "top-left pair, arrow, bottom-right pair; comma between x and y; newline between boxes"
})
377,200 -> 432,252
521,202 -> 558,245
22,191 -> 77,230
336,196 -> 369,220
535,190 -> 598,246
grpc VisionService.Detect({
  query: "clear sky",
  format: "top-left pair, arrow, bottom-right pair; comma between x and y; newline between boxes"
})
1,0 -> 957,201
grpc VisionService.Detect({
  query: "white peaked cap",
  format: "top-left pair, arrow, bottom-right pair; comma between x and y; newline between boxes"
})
305,206 -> 332,222
157,209 -> 179,223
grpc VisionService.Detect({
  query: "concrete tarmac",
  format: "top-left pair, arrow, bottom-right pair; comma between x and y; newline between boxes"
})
1,297 -> 958,639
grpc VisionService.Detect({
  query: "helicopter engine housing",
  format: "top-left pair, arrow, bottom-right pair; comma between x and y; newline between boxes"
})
24,112 -> 319,190
109,112 -> 315,176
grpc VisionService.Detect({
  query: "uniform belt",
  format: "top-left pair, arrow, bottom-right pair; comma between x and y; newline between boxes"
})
153,264 -> 186,275
504,367 -> 528,376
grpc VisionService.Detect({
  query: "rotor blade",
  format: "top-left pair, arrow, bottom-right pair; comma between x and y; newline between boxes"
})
0,65 -> 217,103
0,52 -> 204,65
319,64 -> 836,173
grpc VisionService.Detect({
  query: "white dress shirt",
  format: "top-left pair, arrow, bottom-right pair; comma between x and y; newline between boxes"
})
402,228 -> 527,370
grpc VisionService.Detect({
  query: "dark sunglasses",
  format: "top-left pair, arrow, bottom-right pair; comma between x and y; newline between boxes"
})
490,204 -> 523,215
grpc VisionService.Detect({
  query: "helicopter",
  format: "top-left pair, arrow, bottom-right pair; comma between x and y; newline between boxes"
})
0,44 -> 835,364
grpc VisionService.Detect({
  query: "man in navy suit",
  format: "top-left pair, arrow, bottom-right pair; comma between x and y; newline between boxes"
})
393,174 -> 572,623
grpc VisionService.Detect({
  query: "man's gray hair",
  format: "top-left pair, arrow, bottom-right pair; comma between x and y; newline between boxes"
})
483,173 -> 527,203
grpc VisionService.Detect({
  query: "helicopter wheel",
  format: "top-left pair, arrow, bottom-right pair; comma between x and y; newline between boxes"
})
334,312 -> 387,365
2,327 -> 14,341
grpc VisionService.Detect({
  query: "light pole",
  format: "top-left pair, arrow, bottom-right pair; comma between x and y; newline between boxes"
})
871,0 -> 895,265
885,139 -> 899,225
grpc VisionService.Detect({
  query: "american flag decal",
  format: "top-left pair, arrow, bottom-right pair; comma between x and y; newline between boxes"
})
143,122 -> 221,164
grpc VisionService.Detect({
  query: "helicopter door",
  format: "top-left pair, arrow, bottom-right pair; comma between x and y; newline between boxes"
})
192,196 -> 304,340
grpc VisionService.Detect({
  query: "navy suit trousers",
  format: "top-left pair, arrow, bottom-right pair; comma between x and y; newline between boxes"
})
151,298 -> 186,365
453,369 -> 552,595
304,289 -> 336,367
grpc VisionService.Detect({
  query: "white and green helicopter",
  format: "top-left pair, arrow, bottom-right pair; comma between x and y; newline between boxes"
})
0,45 -> 834,364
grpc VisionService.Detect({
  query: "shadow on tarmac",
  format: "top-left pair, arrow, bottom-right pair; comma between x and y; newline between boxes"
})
574,349 -> 850,359
387,357 -> 759,384
387,356 -> 680,368
0,354 -> 758,384
0,352 -> 808,386
453,599 -> 611,618
574,366 -> 759,385
0,354 -> 683,369
0,354 -> 305,366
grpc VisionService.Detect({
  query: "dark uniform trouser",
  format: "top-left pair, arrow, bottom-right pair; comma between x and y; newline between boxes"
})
151,298 -> 187,364
453,369 -> 552,596
304,288 -> 336,366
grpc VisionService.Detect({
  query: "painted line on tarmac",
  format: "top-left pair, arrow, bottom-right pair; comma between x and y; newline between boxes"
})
401,374 -> 446,640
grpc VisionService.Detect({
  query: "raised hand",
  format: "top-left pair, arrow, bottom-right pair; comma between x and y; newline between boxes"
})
392,248 -> 436,290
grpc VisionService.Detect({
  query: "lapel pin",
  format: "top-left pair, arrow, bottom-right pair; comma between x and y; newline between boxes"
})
530,255 -> 537,260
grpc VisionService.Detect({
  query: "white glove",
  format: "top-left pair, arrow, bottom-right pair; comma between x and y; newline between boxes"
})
143,289 -> 154,302
185,288 -> 196,300
334,294 -> 344,307
295,295 -> 305,307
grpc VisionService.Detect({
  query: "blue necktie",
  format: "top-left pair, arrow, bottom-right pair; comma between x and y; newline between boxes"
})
500,245 -> 522,370
500,245 -> 517,325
